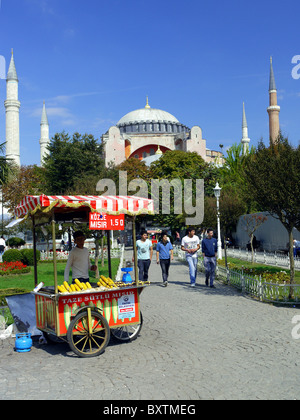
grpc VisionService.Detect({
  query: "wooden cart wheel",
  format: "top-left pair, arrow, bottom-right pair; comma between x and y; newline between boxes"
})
67,308 -> 110,358
111,312 -> 143,342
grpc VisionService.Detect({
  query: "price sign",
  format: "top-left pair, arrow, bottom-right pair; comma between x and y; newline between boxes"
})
89,212 -> 125,230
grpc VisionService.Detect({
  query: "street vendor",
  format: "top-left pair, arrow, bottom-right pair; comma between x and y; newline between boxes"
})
64,230 -> 96,284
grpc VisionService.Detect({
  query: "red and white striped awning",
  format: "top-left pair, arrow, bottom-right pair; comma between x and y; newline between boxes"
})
14,194 -> 154,218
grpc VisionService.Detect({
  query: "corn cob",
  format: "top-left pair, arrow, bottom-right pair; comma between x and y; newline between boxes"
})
72,303 -> 78,317
86,282 -> 92,289
58,285 -> 68,293
105,276 -> 117,288
106,277 -> 117,288
63,281 -> 71,292
74,279 -> 83,289
45,301 -> 49,326
64,304 -> 71,330
104,299 -> 111,323
102,279 -> 111,288
74,284 -> 81,292
96,300 -> 103,313
98,278 -> 110,288
111,298 -> 118,323
100,275 -> 109,283
36,296 -> 40,325
81,282 -> 87,290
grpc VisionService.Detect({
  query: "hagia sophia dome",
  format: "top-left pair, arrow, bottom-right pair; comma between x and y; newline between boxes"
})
102,98 -> 223,166
115,98 -> 189,136
117,106 -> 179,126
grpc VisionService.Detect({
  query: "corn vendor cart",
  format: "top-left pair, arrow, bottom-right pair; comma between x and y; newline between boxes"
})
13,194 -> 154,358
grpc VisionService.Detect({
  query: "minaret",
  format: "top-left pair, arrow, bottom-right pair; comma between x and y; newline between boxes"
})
4,49 -> 21,166
39,101 -> 50,165
267,57 -> 280,144
241,102 -> 250,154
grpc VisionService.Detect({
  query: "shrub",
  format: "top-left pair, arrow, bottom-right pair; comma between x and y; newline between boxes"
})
3,249 -> 23,263
6,237 -> 26,248
20,249 -> 41,266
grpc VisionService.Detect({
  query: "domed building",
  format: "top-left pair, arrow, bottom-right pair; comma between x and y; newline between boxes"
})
102,98 -> 223,166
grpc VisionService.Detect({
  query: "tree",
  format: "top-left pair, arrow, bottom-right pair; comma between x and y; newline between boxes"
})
43,132 -> 104,194
2,165 -> 45,213
219,142 -> 257,213
243,136 -> 300,287
241,213 -> 267,263
202,188 -> 247,242
148,150 -> 215,230
0,142 -> 14,185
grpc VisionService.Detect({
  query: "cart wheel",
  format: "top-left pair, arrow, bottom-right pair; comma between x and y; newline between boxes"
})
111,312 -> 143,342
67,308 -> 110,358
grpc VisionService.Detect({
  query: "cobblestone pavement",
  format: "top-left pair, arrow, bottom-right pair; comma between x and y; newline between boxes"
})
1,253 -> 300,400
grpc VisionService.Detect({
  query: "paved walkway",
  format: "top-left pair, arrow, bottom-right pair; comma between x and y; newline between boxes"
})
1,251 -> 300,400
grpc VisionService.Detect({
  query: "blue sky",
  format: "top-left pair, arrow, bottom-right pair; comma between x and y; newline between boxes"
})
0,0 -> 299,166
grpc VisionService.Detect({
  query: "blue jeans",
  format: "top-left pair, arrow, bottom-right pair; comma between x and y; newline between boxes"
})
160,259 -> 170,283
204,256 -> 217,286
138,259 -> 151,282
186,255 -> 198,284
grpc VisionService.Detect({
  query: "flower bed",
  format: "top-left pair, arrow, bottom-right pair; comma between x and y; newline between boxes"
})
218,259 -> 290,283
0,261 -> 31,276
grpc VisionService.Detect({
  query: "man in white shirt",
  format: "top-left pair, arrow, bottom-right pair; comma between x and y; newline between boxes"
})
64,231 -> 96,284
181,228 -> 200,287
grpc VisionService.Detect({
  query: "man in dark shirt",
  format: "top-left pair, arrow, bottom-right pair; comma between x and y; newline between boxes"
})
201,228 -> 218,288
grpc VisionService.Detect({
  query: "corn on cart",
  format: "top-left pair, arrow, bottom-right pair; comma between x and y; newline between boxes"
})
14,194 -> 154,358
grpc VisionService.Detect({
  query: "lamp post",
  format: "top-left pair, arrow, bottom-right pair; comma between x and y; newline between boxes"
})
213,182 -> 222,260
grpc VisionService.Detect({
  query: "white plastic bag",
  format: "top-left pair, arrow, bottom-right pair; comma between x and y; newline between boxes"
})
0,323 -> 13,339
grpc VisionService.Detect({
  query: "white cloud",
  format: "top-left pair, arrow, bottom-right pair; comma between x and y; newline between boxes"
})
25,0 -> 54,15
46,107 -> 74,118
31,106 -> 76,125
64,28 -> 76,38
61,119 -> 77,126
90,117 -> 117,129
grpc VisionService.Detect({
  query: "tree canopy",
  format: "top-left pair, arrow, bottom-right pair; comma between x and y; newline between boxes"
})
243,135 -> 300,284
42,132 -> 104,194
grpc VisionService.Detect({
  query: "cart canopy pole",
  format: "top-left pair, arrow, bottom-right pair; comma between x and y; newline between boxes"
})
106,230 -> 112,279
31,215 -> 38,287
52,213 -> 58,294
132,216 -> 138,285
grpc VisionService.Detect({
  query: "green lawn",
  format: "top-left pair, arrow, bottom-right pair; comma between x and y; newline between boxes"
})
0,258 -> 120,297
0,258 -> 120,326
